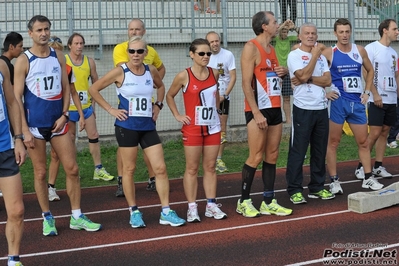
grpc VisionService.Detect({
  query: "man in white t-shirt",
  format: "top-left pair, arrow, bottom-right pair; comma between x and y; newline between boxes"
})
286,22 -> 338,204
205,31 -> 236,173
360,19 -> 399,179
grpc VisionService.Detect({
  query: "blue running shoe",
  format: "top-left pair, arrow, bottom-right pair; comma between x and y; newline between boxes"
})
130,210 -> 146,228
159,210 -> 186,227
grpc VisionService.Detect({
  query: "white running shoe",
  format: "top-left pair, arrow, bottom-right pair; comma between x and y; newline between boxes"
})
48,187 -> 60,201
205,203 -> 227,220
387,141 -> 398,148
372,166 -> 392,178
355,166 -> 365,180
187,205 -> 201,223
362,176 -> 384,190
329,180 -> 343,195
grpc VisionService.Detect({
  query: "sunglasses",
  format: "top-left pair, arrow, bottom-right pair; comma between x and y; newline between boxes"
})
49,37 -> 62,44
128,49 -> 146,54
196,52 -> 212,57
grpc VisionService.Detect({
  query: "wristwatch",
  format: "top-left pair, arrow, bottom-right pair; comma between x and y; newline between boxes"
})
63,111 -> 70,121
223,94 -> 230,100
217,109 -> 223,115
364,90 -> 371,96
14,134 -> 24,141
155,101 -> 164,110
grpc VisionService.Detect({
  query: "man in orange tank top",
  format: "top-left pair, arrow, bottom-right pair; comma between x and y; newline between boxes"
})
236,11 -> 292,218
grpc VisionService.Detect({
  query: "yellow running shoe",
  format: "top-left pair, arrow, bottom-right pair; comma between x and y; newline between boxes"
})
216,159 -> 228,173
220,132 -> 227,144
236,199 -> 260,218
93,167 -> 114,181
259,199 -> 293,216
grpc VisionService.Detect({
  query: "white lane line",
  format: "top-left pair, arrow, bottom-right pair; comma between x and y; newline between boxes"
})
0,178 -> 367,225
286,243 -> 399,266
0,209 -> 350,261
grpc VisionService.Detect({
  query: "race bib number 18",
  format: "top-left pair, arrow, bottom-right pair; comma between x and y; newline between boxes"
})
128,97 -> 152,117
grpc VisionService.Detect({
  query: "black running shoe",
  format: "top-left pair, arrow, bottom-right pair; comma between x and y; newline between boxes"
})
146,179 -> 156,191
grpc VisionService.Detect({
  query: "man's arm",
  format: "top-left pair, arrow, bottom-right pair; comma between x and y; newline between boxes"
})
53,49 -> 70,132
1,60 -> 26,165
293,47 -> 322,83
359,45 -> 378,105
13,53 -> 34,148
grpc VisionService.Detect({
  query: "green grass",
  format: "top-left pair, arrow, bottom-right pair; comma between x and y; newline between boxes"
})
19,133 -> 399,193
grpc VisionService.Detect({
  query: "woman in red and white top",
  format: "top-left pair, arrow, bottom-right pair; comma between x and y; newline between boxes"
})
167,38 -> 227,223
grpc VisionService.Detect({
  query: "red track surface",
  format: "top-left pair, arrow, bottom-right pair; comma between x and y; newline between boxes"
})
1,157 -> 399,265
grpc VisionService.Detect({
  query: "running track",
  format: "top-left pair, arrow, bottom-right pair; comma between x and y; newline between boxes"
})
1,157 -> 398,265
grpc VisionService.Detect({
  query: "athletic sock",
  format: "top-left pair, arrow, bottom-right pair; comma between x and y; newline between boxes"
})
162,206 -> 170,215
241,164 -> 256,202
357,162 -> 363,169
374,161 -> 382,169
72,209 -> 82,219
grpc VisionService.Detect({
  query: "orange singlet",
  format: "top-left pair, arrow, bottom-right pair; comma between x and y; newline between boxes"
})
244,39 -> 281,112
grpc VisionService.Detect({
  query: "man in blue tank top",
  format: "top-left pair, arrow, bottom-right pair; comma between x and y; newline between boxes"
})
322,18 -> 384,194
13,15 -> 102,237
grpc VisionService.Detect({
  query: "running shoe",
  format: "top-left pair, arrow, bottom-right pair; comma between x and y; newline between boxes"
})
387,140 -> 398,148
13,262 -> 24,266
159,210 -> 186,227
220,132 -> 227,144
70,214 -> 102,231
236,199 -> 260,218
146,179 -> 156,191
216,159 -> 228,173
355,166 -> 365,180
43,215 -> 58,236
93,167 -> 114,181
329,180 -> 343,195
187,205 -> 201,223
205,7 -> 216,14
308,189 -> 335,200
115,182 -> 124,197
290,192 -> 307,204
259,199 -> 292,216
130,210 -> 146,228
48,187 -> 60,201
362,176 -> 384,190
372,166 -> 392,178
205,203 -> 227,219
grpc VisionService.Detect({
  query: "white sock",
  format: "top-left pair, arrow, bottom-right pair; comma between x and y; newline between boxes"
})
72,209 -> 82,220
188,202 -> 197,209
162,206 -> 170,215
207,202 -> 216,208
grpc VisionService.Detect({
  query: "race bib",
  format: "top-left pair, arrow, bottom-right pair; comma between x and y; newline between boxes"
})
267,76 -> 281,96
35,75 -> 60,98
78,91 -> 89,104
128,97 -> 152,117
195,106 -> 218,125
383,76 -> 396,92
342,77 -> 363,93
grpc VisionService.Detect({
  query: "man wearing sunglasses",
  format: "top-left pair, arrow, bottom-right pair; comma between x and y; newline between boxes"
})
205,31 -> 236,174
113,18 -> 166,197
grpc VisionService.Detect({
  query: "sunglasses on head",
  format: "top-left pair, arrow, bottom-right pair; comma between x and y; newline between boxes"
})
196,52 -> 212,57
49,37 -> 62,44
128,49 -> 146,54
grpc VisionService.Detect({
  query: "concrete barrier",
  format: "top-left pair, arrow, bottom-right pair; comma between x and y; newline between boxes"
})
348,181 -> 399,214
